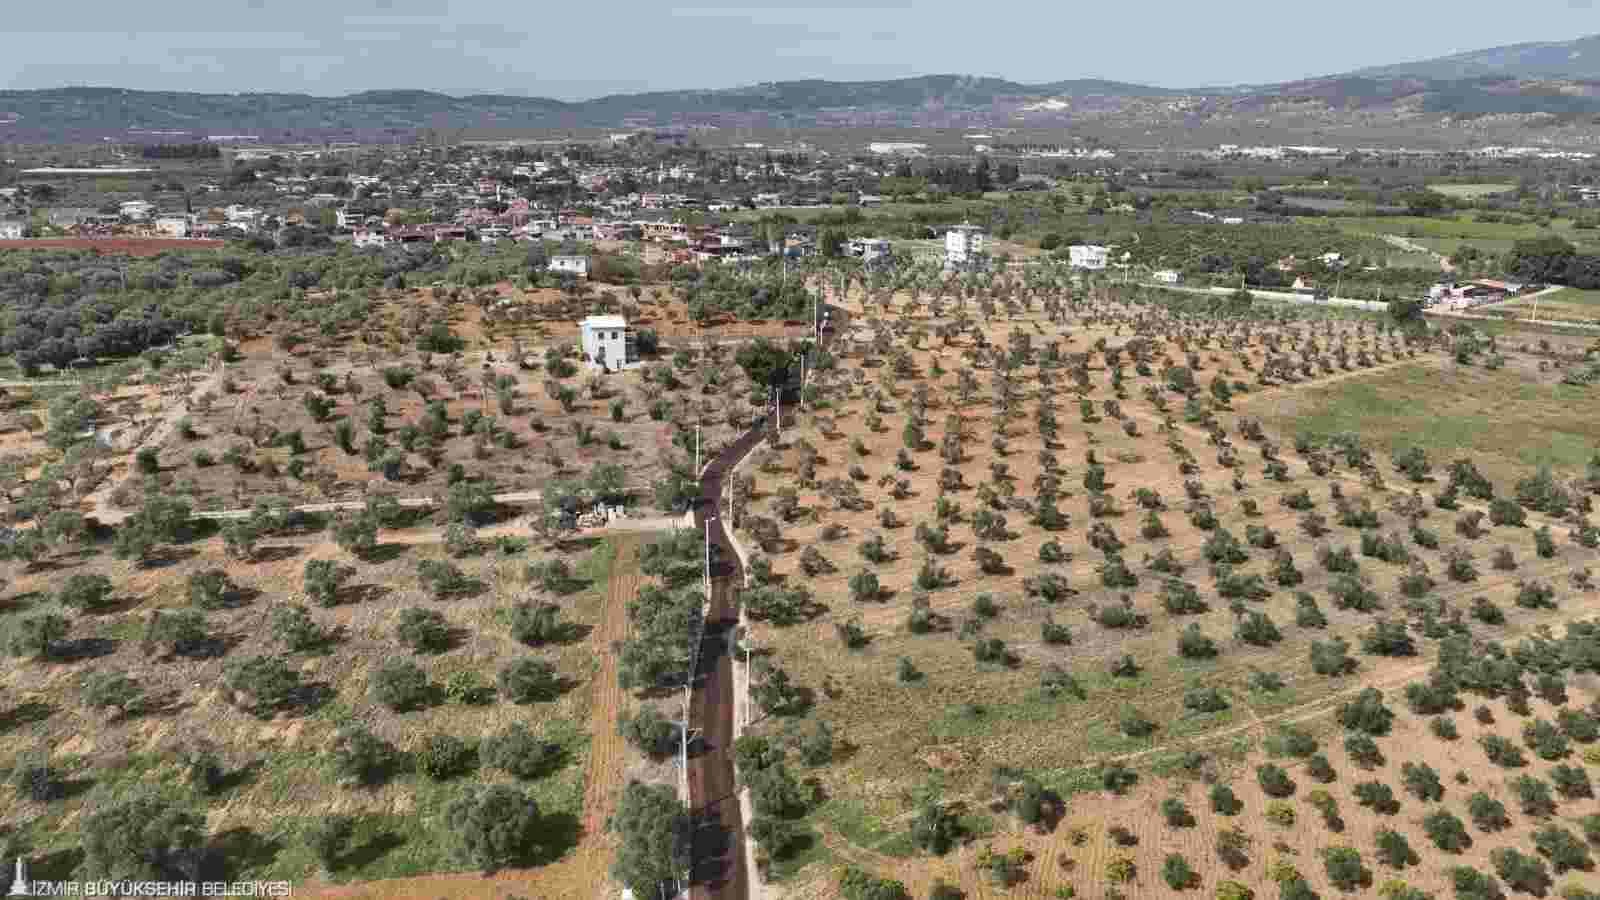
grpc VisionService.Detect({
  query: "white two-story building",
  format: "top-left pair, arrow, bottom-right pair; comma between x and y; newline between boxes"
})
578,315 -> 641,372
1068,244 -> 1110,270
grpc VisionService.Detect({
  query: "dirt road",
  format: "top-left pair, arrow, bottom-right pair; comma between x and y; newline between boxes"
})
687,414 -> 766,900
82,366 -> 225,522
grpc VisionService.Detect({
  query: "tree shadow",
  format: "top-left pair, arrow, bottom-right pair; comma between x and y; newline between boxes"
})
51,637 -> 119,662
355,544 -> 407,565
137,546 -> 200,569
203,827 -> 283,882
338,583 -> 389,606
338,830 -> 408,873
523,811 -> 582,867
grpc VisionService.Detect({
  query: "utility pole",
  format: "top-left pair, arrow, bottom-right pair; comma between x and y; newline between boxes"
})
695,422 -> 701,474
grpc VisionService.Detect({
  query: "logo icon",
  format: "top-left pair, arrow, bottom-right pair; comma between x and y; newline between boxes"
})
6,857 -> 28,896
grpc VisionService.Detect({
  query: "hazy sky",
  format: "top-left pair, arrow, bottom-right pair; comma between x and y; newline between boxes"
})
2,0 -> 1597,99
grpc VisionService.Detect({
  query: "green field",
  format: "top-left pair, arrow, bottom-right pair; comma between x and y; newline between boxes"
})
1427,183 -> 1516,198
1501,286 -> 1600,323
1245,359 -> 1600,485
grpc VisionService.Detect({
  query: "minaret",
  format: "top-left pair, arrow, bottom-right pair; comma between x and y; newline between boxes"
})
7,857 -> 30,896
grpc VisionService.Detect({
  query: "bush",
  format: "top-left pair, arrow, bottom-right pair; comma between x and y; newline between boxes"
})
186,569 -> 241,610
1480,734 -> 1527,768
619,706 -> 681,758
1177,623 -> 1218,659
1549,763 -> 1592,799
1257,763 -> 1295,798
1162,797 -> 1195,828
329,724 -> 398,787
1323,846 -> 1369,891
1375,829 -> 1418,869
446,784 -> 542,872
304,559 -> 351,607
1345,733 -> 1385,769
58,573 -> 115,611
479,722 -> 559,779
396,607 -> 452,653
1400,762 -> 1443,801
1211,783 -> 1242,815
1306,753 -> 1337,782
371,659 -> 432,712
1184,687 -> 1229,713
305,814 -> 355,872
1354,780 -> 1401,815
1531,824 -> 1592,874
222,655 -> 303,715
1120,707 -> 1157,737
1490,848 -> 1550,896
1511,774 -> 1556,818
1338,688 -> 1395,735
1163,853 -> 1197,890
417,733 -> 475,780
1468,792 -> 1510,831
1266,726 -> 1318,759
81,670 -> 144,716
1449,867 -> 1504,900
499,658 -> 562,703
1424,809 -> 1471,852
1311,638 -> 1355,676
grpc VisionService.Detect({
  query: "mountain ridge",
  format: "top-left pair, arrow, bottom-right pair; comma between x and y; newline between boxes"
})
3,36 -> 1600,142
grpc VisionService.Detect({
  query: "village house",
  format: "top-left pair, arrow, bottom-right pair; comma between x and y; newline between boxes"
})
153,215 -> 191,238
1067,244 -> 1110,270
0,219 -> 25,240
945,223 -> 985,269
1152,269 -> 1182,284
578,315 -> 641,372
549,255 -> 591,278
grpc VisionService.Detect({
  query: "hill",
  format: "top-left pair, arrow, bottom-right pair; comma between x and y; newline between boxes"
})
1351,33 -> 1600,81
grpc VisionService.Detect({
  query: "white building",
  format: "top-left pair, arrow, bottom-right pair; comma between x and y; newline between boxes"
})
945,223 -> 985,269
1068,244 -> 1110,270
120,200 -> 155,221
353,228 -> 393,249
848,237 -> 893,264
154,215 -> 191,238
578,315 -> 641,372
0,220 -> 25,240
868,141 -> 928,156
549,255 -> 591,278
1152,269 -> 1181,284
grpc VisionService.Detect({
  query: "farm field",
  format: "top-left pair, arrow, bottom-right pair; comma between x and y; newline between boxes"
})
1428,183 -> 1518,199
1498,287 -> 1600,324
0,517 -> 639,887
719,280 -> 1600,898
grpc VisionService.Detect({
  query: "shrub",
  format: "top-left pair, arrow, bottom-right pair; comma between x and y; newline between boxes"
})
371,659 -> 432,712
1345,733 -> 1385,769
329,724 -> 398,787
1120,707 -> 1157,737
1511,774 -> 1556,818
1257,764 -> 1295,798
1338,688 -> 1394,735
1323,846 -> 1369,891
1523,718 -> 1570,761
417,733 -> 475,780
1400,762 -> 1443,802
1490,848 -> 1550,896
1163,853 -> 1197,890
1424,810 -> 1471,852
1531,824 -> 1592,874
1177,623 -> 1218,659
304,559 -> 350,607
1311,638 -> 1355,676
479,723 -> 560,779
1162,797 -> 1195,828
1448,867 -> 1504,900
1184,687 -> 1229,713
1375,829 -> 1418,869
1211,783 -> 1242,815
396,607 -> 452,653
499,658 -> 562,703
1467,792 -> 1510,832
1354,780 -> 1401,815
58,573 -> 115,611
1480,734 -> 1527,768
272,604 -> 328,652
1549,763 -> 1592,799
186,569 -> 240,610
1306,753 -> 1337,782
446,784 -> 543,873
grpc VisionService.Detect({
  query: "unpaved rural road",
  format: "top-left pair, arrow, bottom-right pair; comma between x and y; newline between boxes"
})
82,366 -> 226,523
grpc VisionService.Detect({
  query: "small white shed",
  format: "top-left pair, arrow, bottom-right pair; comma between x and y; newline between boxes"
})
578,315 -> 641,372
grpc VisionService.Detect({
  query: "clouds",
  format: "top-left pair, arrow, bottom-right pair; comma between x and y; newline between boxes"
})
0,1 -> 1596,100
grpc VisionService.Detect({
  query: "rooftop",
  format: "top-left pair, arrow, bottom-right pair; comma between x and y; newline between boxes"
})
580,315 -> 627,329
